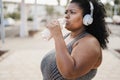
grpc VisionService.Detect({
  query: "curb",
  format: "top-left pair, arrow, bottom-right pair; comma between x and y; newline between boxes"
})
0,50 -> 13,62
108,49 -> 120,59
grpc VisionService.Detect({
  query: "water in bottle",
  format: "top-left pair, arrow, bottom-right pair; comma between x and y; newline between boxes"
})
41,18 -> 66,40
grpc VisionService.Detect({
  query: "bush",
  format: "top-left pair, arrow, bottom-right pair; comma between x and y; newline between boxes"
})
27,16 -> 33,21
5,12 -> 20,20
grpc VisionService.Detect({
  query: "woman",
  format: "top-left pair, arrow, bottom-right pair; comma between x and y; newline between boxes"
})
41,0 -> 110,80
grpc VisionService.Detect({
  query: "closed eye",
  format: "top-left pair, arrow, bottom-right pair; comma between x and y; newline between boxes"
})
70,10 -> 76,14
64,10 -> 76,15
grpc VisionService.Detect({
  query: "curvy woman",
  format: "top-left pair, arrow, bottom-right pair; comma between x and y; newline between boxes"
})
41,0 -> 110,80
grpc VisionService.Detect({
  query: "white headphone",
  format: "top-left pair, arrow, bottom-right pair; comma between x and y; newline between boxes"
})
83,1 -> 94,26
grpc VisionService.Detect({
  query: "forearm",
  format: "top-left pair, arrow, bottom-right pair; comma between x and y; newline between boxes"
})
54,35 -> 75,77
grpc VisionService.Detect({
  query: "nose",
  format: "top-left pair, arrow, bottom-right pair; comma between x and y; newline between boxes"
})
64,13 -> 70,19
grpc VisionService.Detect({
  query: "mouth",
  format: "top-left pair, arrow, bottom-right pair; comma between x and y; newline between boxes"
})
66,23 -> 69,26
65,20 -> 69,25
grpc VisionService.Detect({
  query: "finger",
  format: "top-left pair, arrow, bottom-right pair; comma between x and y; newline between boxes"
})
46,19 -> 59,28
52,20 -> 60,27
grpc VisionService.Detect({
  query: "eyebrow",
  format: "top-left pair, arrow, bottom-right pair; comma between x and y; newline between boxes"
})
66,8 -> 81,12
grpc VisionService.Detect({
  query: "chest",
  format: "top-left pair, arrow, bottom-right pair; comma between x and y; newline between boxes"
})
64,35 -> 74,45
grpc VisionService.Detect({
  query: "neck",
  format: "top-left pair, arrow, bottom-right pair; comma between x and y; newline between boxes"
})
70,28 -> 85,38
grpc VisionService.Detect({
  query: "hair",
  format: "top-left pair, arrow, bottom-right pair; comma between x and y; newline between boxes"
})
70,0 -> 110,49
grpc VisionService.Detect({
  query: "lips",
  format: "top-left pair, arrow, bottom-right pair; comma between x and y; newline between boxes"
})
65,20 -> 69,25
66,23 -> 69,26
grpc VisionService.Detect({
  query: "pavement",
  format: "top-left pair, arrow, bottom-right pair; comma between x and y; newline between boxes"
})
0,24 -> 120,80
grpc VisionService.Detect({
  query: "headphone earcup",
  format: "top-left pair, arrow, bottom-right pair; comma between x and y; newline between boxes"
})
83,14 -> 93,26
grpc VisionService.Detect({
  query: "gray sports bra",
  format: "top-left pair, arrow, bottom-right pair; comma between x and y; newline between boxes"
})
41,32 -> 97,80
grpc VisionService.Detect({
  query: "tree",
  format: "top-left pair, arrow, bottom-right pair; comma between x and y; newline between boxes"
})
114,0 -> 120,15
57,0 -> 60,6
105,2 -> 113,17
56,0 -> 71,7
45,5 -> 54,16
114,0 -> 120,5
66,0 -> 71,6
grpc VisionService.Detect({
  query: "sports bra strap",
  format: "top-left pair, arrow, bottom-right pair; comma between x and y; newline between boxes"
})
64,31 -> 89,54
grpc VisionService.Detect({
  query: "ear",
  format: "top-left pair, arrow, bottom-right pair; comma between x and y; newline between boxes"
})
83,14 -> 93,26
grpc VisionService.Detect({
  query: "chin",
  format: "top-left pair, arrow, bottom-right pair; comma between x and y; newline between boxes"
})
66,28 -> 72,31
65,26 -> 69,29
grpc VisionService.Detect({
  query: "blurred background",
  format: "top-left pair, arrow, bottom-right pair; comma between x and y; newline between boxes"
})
0,0 -> 120,80
0,0 -> 120,39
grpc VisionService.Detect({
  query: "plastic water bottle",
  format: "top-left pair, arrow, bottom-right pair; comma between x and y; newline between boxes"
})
41,18 -> 66,40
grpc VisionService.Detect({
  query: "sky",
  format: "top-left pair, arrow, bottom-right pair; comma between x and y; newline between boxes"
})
3,0 -> 107,5
3,0 -> 67,6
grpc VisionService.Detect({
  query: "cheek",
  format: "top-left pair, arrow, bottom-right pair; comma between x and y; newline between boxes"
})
66,18 -> 83,31
72,16 -> 83,27
65,14 -> 84,31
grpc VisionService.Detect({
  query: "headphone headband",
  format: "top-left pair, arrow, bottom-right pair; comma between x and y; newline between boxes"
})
83,1 -> 94,26
89,1 -> 94,17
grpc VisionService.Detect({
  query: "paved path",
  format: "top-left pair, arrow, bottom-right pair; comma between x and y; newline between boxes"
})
0,35 -> 54,80
0,24 -> 120,80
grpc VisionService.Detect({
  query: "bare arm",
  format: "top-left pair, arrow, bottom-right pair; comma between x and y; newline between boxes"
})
47,20 -> 101,79
47,20 -> 76,78
54,34 -> 76,78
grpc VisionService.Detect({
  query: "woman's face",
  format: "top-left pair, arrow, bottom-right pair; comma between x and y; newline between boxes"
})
65,3 -> 84,31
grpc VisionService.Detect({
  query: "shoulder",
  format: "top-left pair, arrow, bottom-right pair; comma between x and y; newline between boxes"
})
74,34 -> 100,47
72,33 -> 101,56
71,34 -> 102,72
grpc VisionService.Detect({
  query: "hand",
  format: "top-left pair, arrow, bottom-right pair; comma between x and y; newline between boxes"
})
46,19 -> 63,38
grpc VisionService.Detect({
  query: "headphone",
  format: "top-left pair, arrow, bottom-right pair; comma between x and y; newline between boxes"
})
83,1 -> 94,26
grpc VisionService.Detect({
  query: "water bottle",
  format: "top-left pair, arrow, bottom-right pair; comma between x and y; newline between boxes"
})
41,18 -> 66,40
